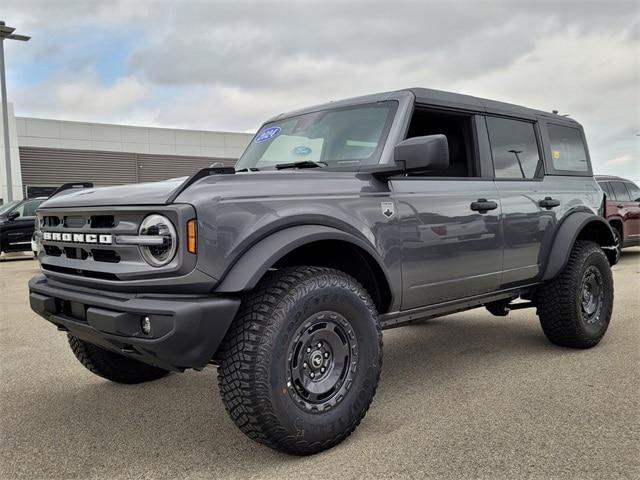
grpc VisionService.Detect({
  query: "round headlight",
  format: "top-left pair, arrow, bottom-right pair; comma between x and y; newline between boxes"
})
138,214 -> 177,267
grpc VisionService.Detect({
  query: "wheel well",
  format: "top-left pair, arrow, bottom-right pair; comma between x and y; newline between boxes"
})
576,219 -> 617,263
272,240 -> 392,313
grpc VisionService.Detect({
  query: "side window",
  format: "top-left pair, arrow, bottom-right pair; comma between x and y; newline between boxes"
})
625,182 -> 640,202
405,108 -> 476,177
14,200 -> 41,218
547,124 -> 589,172
610,182 -> 631,202
486,117 -> 541,179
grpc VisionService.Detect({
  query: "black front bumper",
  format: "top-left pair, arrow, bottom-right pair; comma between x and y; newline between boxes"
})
29,274 -> 240,372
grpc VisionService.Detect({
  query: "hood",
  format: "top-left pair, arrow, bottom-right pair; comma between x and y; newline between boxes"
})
38,170 -> 377,209
38,177 -> 187,208
174,170 -> 374,204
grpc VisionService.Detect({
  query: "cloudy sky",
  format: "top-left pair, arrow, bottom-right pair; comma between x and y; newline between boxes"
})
3,0 -> 639,179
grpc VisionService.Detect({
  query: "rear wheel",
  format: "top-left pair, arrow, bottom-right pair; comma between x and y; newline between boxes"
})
217,266 -> 382,455
68,335 -> 170,384
535,241 -> 614,348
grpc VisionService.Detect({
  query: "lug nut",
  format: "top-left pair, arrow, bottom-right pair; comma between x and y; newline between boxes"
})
324,352 -> 330,358
307,347 -> 312,353
317,342 -> 322,348
320,367 -> 325,373
303,362 -> 308,369
310,372 -> 315,378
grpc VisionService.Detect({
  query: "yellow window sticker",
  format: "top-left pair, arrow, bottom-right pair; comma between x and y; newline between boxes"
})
552,150 -> 560,159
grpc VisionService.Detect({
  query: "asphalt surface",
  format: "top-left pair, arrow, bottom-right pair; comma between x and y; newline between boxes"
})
1,250 -> 639,480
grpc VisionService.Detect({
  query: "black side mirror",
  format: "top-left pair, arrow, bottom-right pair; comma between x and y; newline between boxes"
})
394,134 -> 449,172
7,211 -> 20,220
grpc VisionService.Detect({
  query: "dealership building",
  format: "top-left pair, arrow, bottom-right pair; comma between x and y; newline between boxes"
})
0,103 -> 253,202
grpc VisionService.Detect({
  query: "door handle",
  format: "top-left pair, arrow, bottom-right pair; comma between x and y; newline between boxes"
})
539,197 -> 560,210
470,199 -> 498,213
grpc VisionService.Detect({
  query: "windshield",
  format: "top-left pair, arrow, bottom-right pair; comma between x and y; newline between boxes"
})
0,200 -> 20,216
236,101 -> 397,170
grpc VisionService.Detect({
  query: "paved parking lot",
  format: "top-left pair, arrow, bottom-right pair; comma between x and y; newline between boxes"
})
1,250 -> 639,479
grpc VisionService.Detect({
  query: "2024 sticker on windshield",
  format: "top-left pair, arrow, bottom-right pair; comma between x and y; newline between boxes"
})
255,126 -> 281,143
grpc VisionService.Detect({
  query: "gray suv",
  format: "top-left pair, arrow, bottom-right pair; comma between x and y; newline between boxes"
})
29,88 -> 616,455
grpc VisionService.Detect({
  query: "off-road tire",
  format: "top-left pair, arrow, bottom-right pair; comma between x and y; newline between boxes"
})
535,241 -> 614,348
217,266 -> 382,455
68,335 -> 170,384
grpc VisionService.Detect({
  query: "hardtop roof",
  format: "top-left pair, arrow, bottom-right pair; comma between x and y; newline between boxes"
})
267,87 -> 580,126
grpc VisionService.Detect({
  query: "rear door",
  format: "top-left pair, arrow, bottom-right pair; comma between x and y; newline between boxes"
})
484,116 -> 558,285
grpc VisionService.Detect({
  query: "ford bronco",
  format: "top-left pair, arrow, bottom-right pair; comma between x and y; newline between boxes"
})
29,88 -> 616,455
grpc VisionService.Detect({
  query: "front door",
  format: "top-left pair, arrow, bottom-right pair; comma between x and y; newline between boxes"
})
391,178 -> 503,309
3,199 -> 42,252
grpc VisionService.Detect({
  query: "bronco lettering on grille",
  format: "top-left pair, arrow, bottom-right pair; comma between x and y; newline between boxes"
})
42,232 -> 113,245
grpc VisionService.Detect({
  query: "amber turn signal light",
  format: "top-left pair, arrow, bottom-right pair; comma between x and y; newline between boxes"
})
187,219 -> 197,254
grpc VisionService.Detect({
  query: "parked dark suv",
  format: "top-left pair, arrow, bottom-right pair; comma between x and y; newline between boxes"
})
0,197 -> 46,258
29,88 -> 617,455
595,176 -> 640,262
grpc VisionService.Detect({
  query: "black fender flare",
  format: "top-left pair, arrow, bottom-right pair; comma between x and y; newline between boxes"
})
542,212 -> 615,281
214,224 -> 391,293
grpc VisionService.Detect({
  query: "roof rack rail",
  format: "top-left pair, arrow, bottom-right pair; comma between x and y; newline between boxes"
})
165,166 -> 235,204
49,182 -> 94,198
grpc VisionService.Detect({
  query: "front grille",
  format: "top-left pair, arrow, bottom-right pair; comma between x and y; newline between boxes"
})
64,247 -> 89,260
36,205 -> 195,283
64,216 -> 86,228
42,214 -> 116,229
42,264 -> 120,280
44,245 -> 62,256
43,216 -> 61,227
39,210 -> 128,268
91,249 -> 121,263
90,215 -> 115,228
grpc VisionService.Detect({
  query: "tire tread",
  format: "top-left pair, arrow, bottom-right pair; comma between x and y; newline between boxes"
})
217,266 -> 382,455
535,241 -> 614,348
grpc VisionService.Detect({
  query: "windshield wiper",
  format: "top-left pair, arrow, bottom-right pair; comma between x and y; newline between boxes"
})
236,167 -> 261,172
275,160 -> 327,170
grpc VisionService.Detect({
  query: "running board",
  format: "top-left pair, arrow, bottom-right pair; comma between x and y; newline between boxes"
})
379,285 -> 536,330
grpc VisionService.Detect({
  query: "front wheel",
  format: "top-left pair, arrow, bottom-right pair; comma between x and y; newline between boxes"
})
535,241 -> 614,348
217,266 -> 382,455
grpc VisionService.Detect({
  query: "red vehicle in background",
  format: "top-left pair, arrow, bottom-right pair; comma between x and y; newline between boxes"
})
596,175 -> 640,262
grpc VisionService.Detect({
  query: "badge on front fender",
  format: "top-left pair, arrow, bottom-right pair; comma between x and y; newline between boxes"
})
381,201 -> 395,219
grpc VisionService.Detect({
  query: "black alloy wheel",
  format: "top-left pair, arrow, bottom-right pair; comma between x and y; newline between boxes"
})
287,311 -> 358,413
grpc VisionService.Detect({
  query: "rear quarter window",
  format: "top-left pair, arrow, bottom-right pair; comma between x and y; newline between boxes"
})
547,124 -> 589,172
